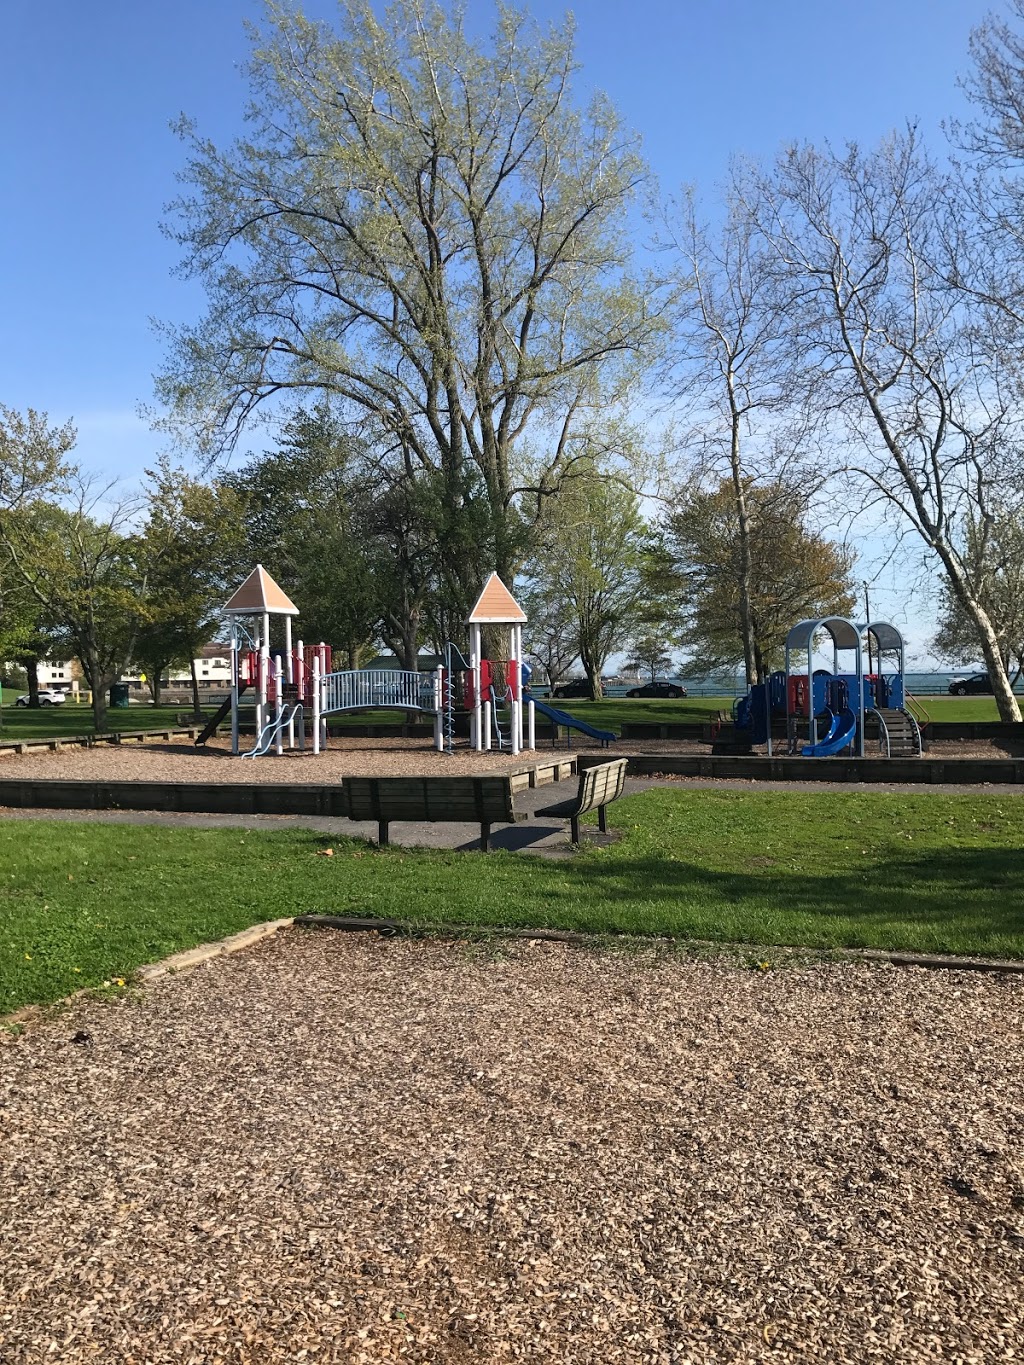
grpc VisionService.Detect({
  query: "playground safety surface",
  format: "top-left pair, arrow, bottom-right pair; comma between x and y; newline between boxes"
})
0,732 -> 1016,785
2,929 -> 1022,1362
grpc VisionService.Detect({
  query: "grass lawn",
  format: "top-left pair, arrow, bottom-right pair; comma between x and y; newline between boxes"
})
3,788 -> 1024,1013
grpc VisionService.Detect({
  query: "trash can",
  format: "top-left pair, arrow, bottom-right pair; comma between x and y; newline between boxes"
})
109,682 -> 131,709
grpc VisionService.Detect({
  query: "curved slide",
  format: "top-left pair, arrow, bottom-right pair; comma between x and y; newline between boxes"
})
802,708 -> 858,757
529,695 -> 617,746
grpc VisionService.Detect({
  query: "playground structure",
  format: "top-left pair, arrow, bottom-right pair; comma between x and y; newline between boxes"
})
720,617 -> 924,759
198,567 -> 618,758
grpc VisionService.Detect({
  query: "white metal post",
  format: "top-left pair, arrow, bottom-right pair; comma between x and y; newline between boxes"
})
284,616 -> 294,751
470,623 -> 482,751
312,651 -> 321,756
433,664 -> 444,752
528,699 -> 536,751
318,643 -> 329,751
483,700 -> 492,751
259,612 -> 270,739
513,624 -> 523,752
229,617 -> 240,755
274,656 -> 284,756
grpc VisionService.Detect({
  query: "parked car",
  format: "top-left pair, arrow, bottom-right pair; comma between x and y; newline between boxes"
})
625,681 -> 688,699
552,678 -> 600,700
948,674 -> 993,696
15,688 -> 67,707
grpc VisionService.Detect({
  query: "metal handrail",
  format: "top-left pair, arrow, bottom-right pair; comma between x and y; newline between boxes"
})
320,669 -> 439,715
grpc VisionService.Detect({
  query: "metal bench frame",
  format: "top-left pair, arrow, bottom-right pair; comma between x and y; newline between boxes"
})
536,758 -> 629,844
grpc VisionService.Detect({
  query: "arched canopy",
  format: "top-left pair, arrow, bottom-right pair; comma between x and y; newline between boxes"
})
784,617 -> 861,654
863,621 -> 904,655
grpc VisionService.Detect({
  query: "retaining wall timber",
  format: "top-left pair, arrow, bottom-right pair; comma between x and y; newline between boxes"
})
0,780 -> 347,817
579,754 -> 1024,784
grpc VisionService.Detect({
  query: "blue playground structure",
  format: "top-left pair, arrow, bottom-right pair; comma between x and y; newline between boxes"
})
715,617 -> 924,759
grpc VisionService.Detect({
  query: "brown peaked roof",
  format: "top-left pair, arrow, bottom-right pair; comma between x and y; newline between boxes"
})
466,572 -> 527,624
222,565 -> 299,616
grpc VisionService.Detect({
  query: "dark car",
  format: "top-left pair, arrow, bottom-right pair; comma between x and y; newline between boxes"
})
552,678 -> 600,700
948,674 -> 993,696
626,681 -> 687,699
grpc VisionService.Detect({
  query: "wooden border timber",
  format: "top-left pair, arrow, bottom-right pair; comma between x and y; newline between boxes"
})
0,758 -> 579,819
0,727 -> 201,756
579,754 -> 1024,784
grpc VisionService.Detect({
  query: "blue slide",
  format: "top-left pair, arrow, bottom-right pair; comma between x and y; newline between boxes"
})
802,708 -> 858,757
529,695 -> 617,746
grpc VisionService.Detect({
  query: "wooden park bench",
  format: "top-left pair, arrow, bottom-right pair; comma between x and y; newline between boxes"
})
341,775 -> 523,852
535,758 -> 629,844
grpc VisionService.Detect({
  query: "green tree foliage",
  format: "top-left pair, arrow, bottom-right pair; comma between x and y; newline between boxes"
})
134,460 -> 247,708
933,509 -> 1024,684
623,635 -> 677,684
224,408 -> 382,667
530,468 -> 650,699
159,0 -> 657,585
3,491 -> 147,733
664,478 -> 856,679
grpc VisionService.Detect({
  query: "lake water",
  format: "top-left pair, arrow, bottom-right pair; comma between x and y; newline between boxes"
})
594,672 -> 1022,699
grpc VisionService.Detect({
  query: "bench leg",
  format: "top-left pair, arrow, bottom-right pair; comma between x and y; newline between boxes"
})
598,804 -> 607,834
377,820 -> 389,846
570,815 -> 580,844
480,823 -> 491,853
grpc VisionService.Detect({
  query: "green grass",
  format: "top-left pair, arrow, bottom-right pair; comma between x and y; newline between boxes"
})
4,788 -> 1024,1013
550,694 -> 1016,727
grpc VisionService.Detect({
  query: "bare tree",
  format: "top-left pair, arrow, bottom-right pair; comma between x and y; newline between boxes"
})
657,188 -> 817,685
746,130 -> 1024,721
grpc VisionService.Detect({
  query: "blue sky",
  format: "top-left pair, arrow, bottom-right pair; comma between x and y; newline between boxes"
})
0,1 -> 999,661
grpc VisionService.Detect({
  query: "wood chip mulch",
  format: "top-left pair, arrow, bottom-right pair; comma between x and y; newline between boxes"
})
2,933 -> 1023,1361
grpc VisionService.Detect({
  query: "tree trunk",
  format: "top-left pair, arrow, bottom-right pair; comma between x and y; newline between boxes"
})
190,657 -> 202,717
940,552 -> 1023,722
728,399 -> 759,687
26,658 -> 40,708
88,651 -> 108,733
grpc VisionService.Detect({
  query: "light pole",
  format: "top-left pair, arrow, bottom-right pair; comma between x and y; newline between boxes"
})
863,581 -> 873,673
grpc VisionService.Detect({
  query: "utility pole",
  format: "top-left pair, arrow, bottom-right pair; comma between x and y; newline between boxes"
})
863,581 -> 873,673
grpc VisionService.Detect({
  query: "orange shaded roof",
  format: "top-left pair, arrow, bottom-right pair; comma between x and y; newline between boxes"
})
222,565 -> 299,616
466,572 -> 527,624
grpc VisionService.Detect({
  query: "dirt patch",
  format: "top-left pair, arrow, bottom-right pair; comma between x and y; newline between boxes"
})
1,932 -> 1023,1362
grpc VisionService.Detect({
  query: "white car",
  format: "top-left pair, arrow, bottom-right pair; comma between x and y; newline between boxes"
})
15,688 -> 67,707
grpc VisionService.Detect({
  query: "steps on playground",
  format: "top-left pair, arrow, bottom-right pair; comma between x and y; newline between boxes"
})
873,707 -> 922,757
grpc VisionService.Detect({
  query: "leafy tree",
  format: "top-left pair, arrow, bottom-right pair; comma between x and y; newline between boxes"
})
530,467 -> 650,699
225,408 -> 381,666
2,485 -> 148,732
664,478 -> 856,678
623,635 -> 677,684
0,408 -> 145,730
520,581 -> 579,685
134,460 -> 247,709
933,508 -> 1024,685
158,0 -> 657,585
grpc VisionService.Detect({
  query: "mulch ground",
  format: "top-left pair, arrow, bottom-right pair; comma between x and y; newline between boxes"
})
2,930 -> 1022,1363
0,733 -> 1016,786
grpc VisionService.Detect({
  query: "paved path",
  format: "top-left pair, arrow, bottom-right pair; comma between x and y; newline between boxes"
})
2,773 -> 1022,857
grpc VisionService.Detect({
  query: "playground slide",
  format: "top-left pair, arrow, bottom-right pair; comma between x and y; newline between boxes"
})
529,695 -> 617,745
802,708 -> 858,757
243,701 -> 303,759
194,681 -> 248,747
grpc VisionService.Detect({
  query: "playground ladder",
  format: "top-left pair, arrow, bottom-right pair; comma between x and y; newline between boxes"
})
873,707 -> 922,757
